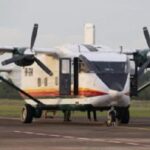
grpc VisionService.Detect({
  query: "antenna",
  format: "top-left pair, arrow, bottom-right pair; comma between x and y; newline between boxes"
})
120,45 -> 123,53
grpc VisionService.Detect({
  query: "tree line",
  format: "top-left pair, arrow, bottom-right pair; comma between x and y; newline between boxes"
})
0,80 -> 22,99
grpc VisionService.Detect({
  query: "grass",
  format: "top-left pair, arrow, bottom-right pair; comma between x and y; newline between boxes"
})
130,100 -> 150,117
0,99 -> 24,117
0,99 -> 150,118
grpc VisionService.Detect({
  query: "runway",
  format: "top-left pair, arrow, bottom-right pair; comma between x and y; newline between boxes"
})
0,117 -> 150,150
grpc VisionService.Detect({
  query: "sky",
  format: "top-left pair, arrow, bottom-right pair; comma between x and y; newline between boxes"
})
0,0 -> 150,51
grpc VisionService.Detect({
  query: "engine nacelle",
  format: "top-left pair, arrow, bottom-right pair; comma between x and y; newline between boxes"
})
135,49 -> 150,67
14,57 -> 34,67
12,48 -> 35,67
13,54 -> 34,67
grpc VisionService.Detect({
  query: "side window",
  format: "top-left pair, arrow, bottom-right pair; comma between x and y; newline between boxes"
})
24,68 -> 33,76
62,59 -> 70,74
44,77 -> 48,86
79,60 -> 89,72
37,78 -> 41,87
55,76 -> 58,86
28,68 -> 33,76
25,68 -> 28,76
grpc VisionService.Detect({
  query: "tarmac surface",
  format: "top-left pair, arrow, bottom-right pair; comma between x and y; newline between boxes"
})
0,116 -> 150,150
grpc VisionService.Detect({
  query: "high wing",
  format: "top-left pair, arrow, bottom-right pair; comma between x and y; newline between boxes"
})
0,68 -> 12,73
0,46 -> 15,55
0,46 -> 58,56
33,47 -> 59,57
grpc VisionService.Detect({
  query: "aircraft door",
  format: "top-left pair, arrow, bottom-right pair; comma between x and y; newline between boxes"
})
59,58 -> 71,96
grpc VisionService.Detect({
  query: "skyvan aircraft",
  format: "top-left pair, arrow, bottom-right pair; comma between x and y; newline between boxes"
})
0,24 -> 150,124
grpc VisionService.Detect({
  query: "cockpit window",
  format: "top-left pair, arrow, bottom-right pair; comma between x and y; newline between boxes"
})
78,56 -> 128,91
91,62 -> 127,74
83,44 -> 98,52
91,61 -> 128,91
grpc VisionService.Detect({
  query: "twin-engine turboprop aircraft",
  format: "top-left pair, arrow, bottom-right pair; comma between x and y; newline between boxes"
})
0,24 -> 150,124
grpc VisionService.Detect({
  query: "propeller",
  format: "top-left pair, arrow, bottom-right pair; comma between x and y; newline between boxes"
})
34,57 -> 53,76
1,24 -> 53,76
2,55 -> 26,65
143,27 -> 150,48
142,26 -> 150,60
136,27 -> 150,75
30,24 -> 38,50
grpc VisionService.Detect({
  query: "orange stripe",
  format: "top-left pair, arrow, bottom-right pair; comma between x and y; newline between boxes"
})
21,88 -> 108,98
79,88 -> 107,97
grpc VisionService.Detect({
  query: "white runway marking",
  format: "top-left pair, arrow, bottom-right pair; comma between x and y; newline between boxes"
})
127,142 -> 139,146
13,130 -> 149,147
24,131 -> 34,135
63,136 -> 74,139
35,133 -> 47,136
14,130 -> 21,133
77,137 -> 90,141
108,140 -> 122,144
50,134 -> 61,137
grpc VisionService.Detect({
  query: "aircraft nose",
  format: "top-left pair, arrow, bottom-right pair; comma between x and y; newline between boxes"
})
109,90 -> 122,99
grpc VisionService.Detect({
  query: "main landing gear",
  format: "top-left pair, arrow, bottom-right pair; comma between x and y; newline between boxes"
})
21,104 -> 42,123
116,107 -> 130,124
63,110 -> 71,122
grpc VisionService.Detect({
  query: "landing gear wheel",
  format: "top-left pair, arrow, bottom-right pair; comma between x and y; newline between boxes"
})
21,104 -> 34,123
121,108 -> 129,124
116,107 -> 130,124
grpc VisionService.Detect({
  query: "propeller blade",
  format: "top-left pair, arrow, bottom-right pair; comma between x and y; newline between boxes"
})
138,58 -> 150,77
143,27 -> 150,48
34,57 -> 53,76
1,55 -> 25,65
30,24 -> 38,50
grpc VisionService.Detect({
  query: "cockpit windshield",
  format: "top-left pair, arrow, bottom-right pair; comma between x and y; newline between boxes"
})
79,55 -> 128,91
91,62 -> 127,74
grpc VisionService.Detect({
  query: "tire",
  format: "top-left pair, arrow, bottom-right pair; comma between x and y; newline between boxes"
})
121,108 -> 130,124
116,107 -> 130,124
21,104 -> 34,123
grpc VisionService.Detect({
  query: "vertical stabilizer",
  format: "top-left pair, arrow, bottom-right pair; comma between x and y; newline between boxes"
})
84,23 -> 95,45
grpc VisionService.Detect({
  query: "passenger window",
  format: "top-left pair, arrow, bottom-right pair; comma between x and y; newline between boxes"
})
24,68 -> 33,76
44,77 -> 48,86
37,78 -> 41,87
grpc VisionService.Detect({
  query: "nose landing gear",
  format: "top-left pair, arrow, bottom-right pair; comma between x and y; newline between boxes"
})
106,107 -> 117,126
106,106 -> 130,126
